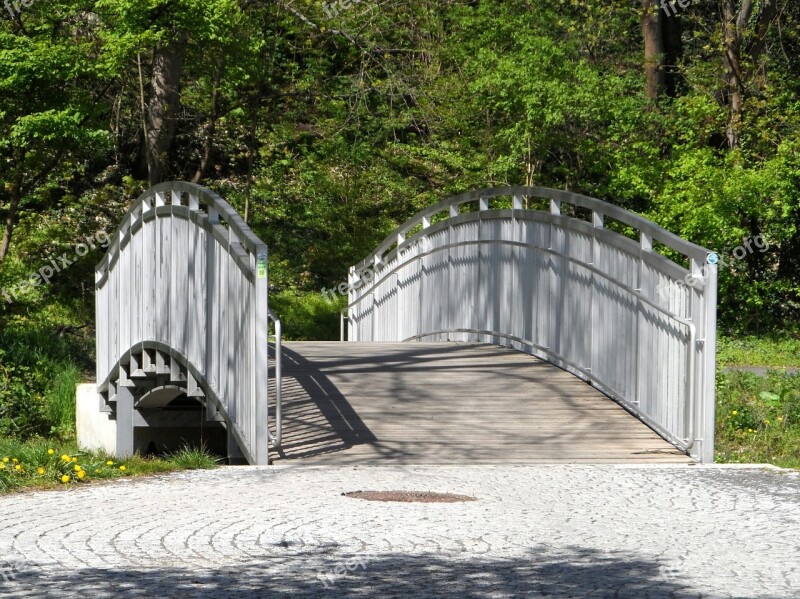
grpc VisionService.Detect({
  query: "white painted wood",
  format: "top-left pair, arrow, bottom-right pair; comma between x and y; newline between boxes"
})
95,182 -> 271,465
346,187 -> 718,463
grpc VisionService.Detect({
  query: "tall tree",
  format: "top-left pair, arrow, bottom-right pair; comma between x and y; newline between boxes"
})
720,0 -> 778,148
145,35 -> 188,185
642,0 -> 665,99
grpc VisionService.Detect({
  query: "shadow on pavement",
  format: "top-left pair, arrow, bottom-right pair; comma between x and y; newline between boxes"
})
7,545 -> 759,598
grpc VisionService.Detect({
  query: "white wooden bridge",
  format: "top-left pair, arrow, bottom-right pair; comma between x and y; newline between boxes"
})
94,183 -> 718,465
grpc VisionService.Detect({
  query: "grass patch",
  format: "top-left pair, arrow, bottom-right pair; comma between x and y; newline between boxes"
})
45,364 -> 80,437
167,443 -> 222,469
717,334 -> 800,368
715,370 -> 800,468
0,438 -> 220,494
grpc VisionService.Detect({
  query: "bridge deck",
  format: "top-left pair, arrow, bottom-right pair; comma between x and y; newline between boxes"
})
269,342 -> 691,464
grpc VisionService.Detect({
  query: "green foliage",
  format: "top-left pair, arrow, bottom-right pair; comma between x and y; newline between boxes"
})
46,364 -> 80,438
0,352 -> 47,441
716,371 -> 800,468
0,326 -> 89,440
718,335 -> 800,368
270,290 -> 344,341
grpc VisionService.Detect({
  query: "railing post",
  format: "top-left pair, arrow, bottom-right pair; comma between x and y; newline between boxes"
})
254,245 -> 270,465
447,204 -> 457,339
701,258 -> 718,463
636,232 -> 652,408
589,211 -> 604,374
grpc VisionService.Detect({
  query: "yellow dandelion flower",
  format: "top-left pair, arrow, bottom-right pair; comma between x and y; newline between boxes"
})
119,465 -> 127,471
48,449 -> 55,455
106,461 -> 114,466
731,410 -> 738,416
14,464 -> 21,471
77,471 -> 86,480
1,457 -> 7,463
73,465 -> 82,472
11,458 -> 17,463
777,417 -> 784,422
37,467 -> 44,475
61,475 -> 70,483
0,463 -> 5,470
61,454 -> 70,462
71,457 -> 78,463
765,419 -> 771,425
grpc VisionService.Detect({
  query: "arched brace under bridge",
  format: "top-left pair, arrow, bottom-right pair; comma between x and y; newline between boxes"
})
345,187 -> 718,463
95,182 -> 276,465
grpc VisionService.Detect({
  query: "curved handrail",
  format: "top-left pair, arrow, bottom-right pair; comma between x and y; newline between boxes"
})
96,181 -> 266,285
345,186 -> 718,462
353,186 -> 713,274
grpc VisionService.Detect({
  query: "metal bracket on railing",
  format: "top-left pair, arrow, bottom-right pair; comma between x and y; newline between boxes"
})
268,310 -> 282,448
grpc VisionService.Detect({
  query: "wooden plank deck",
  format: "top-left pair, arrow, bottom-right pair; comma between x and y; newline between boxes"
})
269,342 -> 692,464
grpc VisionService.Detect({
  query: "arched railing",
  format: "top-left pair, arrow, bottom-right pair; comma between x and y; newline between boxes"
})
345,187 -> 718,462
95,182 -> 272,464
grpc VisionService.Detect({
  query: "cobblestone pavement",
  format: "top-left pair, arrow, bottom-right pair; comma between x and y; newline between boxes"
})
0,465 -> 798,598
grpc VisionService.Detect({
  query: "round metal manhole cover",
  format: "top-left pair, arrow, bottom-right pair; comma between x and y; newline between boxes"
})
342,491 -> 477,503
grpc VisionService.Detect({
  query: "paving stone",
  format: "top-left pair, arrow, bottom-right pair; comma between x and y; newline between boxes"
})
0,465 -> 797,597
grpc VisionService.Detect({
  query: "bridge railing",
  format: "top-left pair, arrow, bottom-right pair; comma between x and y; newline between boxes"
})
346,187 -> 718,462
96,182 -> 270,464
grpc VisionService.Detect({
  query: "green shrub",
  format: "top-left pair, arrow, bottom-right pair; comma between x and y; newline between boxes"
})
716,371 -> 800,468
0,327 -> 87,439
269,289 -> 344,340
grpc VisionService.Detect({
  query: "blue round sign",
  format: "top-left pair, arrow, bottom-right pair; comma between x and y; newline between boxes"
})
707,253 -> 719,265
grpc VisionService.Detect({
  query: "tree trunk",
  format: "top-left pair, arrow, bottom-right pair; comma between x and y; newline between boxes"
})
0,158 -> 26,264
0,186 -> 21,264
660,3 -> 683,98
642,0 -> 665,100
192,58 -> 223,184
722,0 -> 745,149
721,0 -> 777,149
145,36 -> 187,186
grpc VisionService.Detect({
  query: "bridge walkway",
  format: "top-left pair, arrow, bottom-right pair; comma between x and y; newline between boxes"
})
269,342 -> 691,464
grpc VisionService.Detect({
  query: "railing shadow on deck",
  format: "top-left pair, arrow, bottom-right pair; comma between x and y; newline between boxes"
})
268,344 -> 379,462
